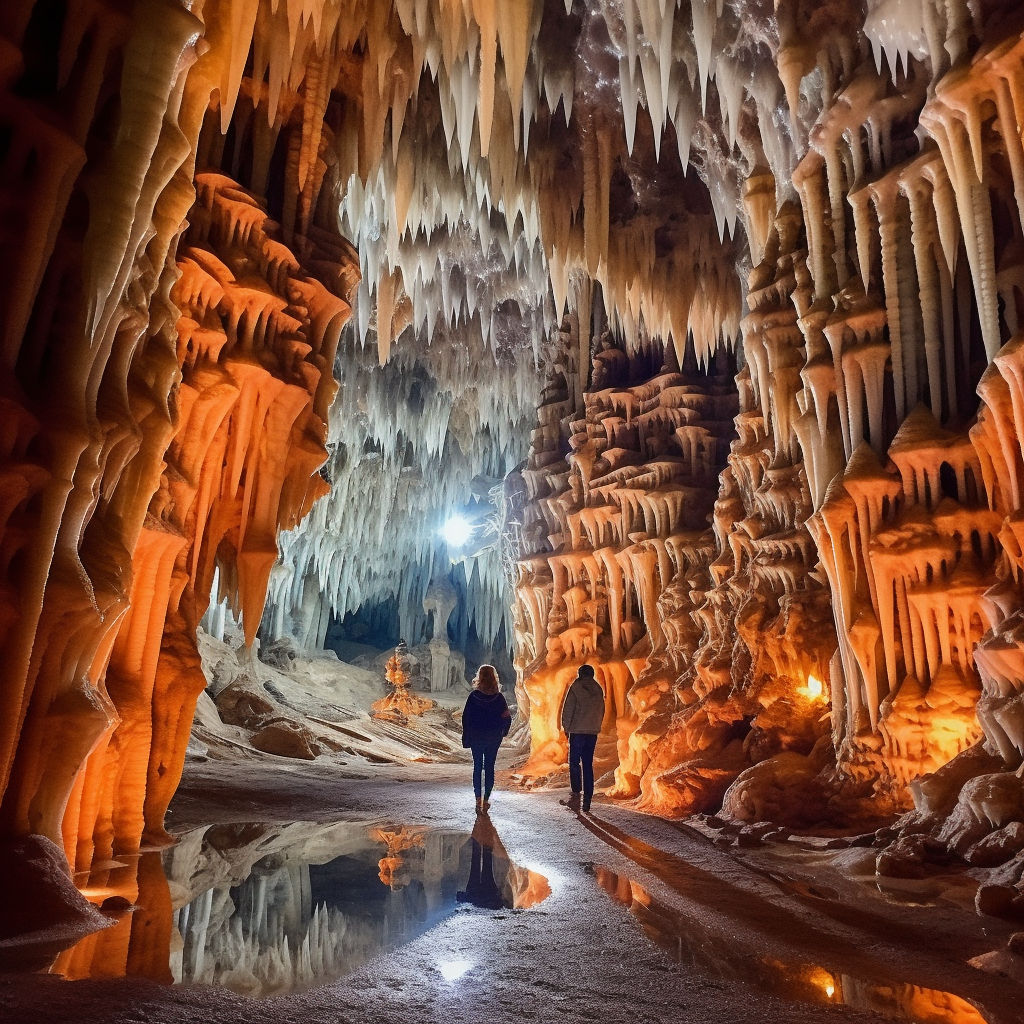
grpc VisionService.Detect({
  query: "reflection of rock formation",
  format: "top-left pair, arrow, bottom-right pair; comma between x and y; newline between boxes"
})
371,825 -> 426,888
49,816 -> 550,994
48,851 -> 173,983
594,866 -> 989,1024
165,820 -> 547,996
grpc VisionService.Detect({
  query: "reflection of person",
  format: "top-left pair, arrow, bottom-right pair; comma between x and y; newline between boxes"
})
461,665 -> 512,814
456,814 -> 509,910
456,839 -> 506,909
560,664 -> 605,813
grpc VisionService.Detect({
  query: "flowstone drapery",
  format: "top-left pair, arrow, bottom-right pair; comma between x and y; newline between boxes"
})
0,0 -> 356,885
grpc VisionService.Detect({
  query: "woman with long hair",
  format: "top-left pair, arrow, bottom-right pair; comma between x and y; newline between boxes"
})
461,665 -> 512,813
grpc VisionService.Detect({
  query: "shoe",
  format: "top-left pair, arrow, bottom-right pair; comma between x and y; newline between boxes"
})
581,801 -> 591,813
475,797 -> 484,814
559,793 -> 581,810
482,796 -> 491,810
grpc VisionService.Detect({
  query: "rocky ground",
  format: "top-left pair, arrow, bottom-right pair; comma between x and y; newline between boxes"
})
1,750 -> 1021,1024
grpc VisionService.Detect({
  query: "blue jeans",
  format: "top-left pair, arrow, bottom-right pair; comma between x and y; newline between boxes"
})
471,733 -> 503,798
569,733 -> 598,802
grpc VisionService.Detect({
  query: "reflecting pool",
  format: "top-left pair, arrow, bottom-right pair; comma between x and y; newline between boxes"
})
591,864 -> 997,1024
44,813 -> 549,997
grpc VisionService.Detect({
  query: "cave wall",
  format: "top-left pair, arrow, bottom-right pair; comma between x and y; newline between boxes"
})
0,0 -> 357,880
511,3 -> 1024,825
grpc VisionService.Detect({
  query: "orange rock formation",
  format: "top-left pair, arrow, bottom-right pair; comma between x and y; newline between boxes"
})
0,0 -> 356,884
371,651 -> 435,721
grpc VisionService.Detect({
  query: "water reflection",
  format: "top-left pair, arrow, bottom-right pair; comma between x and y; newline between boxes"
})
456,813 -> 551,911
457,838 -> 505,910
591,865 -> 993,1024
44,817 -> 548,997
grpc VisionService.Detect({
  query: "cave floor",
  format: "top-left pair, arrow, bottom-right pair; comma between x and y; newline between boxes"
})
1,757 -> 1021,1024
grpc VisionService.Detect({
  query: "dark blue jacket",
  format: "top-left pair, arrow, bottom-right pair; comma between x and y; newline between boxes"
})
462,689 -> 512,746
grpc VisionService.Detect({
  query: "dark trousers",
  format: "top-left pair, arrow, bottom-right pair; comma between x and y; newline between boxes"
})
568,732 -> 598,801
471,733 -> 503,798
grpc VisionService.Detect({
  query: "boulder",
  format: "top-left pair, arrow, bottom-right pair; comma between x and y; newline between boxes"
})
938,771 -> 1024,856
0,835 -> 111,970
965,821 -> 1024,868
876,835 -> 949,879
215,680 -> 277,729
259,637 -> 298,671
721,751 -> 829,829
910,741 -> 1004,818
250,718 -> 320,760
976,884 -> 1020,918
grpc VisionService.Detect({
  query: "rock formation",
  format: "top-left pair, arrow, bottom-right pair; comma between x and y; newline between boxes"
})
371,647 -> 436,721
504,0 -> 1024,851
0,0 -> 356,885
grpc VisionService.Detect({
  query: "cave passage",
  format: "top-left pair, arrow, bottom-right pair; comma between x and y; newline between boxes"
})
6,0 -> 1024,1021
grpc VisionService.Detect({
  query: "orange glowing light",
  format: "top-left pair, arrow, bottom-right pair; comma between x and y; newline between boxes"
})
799,675 -> 825,701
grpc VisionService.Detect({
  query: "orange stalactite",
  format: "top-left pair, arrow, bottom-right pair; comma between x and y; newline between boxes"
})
62,168 -> 355,870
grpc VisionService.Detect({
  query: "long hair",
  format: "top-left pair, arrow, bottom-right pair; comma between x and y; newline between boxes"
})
473,664 -> 499,694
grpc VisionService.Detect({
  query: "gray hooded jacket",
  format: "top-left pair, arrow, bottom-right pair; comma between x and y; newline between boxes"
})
560,675 -> 605,735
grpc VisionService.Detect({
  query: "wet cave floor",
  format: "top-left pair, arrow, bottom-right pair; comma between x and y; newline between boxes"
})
1,757 -> 1021,1024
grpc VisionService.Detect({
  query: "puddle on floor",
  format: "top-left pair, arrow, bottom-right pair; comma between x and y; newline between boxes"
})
40,814 -> 549,997
590,864 -> 994,1024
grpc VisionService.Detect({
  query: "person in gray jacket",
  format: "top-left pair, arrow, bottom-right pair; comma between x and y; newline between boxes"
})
560,664 -> 605,812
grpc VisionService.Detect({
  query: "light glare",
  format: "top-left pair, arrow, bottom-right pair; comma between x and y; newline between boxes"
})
437,959 -> 474,982
798,675 -> 825,701
442,514 -> 473,547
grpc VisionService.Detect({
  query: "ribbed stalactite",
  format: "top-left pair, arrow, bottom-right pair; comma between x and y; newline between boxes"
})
510,1 -> 1024,827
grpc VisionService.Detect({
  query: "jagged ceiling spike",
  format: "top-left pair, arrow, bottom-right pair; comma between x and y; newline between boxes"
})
221,0 -> 261,133
690,0 -> 715,113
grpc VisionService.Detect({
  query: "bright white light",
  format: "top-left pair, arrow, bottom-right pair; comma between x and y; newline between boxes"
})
441,514 -> 474,547
799,675 -> 825,701
437,959 -> 474,982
